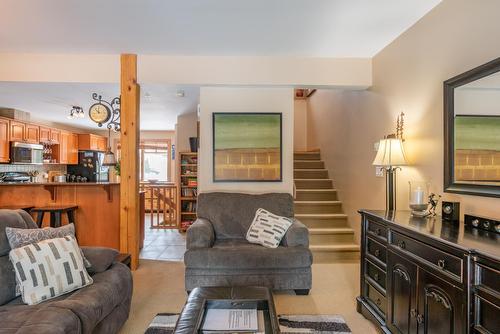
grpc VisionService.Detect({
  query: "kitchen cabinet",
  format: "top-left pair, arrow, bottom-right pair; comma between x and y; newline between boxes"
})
49,129 -> 60,144
68,133 -> 78,164
25,124 -> 40,143
9,121 -> 25,142
78,134 -> 107,151
57,131 -> 69,164
0,118 -> 9,162
39,126 -> 51,143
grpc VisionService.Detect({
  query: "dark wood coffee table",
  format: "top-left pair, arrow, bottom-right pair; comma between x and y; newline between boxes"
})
174,286 -> 280,333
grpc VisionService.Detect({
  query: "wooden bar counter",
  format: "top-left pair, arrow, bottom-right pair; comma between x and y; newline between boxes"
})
0,182 -> 120,249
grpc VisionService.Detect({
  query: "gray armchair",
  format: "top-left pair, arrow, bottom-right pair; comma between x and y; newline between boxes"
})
184,192 -> 313,295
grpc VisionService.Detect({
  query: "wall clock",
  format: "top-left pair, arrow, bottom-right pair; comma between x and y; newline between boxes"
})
89,103 -> 111,126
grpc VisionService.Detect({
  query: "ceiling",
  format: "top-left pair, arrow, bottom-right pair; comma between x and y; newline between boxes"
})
0,82 -> 199,131
0,0 -> 441,57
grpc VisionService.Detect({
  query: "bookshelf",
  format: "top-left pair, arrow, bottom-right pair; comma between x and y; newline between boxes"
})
178,152 -> 198,232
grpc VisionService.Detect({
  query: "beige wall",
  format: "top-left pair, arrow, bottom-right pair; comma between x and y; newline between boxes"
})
294,99 -> 308,151
198,87 -> 294,194
307,0 -> 500,242
175,112 -> 198,153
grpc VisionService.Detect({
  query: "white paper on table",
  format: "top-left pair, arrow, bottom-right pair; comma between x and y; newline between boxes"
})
202,309 -> 258,331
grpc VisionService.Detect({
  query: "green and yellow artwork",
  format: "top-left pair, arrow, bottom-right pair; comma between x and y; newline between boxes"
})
454,115 -> 500,183
213,113 -> 282,181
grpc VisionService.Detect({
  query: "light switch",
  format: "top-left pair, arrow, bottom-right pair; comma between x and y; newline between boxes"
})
375,166 -> 384,177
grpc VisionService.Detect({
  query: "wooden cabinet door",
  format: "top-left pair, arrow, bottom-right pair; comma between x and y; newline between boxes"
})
97,136 -> 107,152
417,269 -> 465,334
387,250 -> 418,334
50,129 -> 60,144
0,118 -> 9,162
39,126 -> 51,143
68,133 -> 79,164
58,131 -> 69,164
90,135 -> 99,150
9,121 -> 25,142
25,124 -> 40,143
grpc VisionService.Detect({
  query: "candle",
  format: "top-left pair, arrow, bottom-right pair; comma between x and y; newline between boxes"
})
411,186 -> 425,205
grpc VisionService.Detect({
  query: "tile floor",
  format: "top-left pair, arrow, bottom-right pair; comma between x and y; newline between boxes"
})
139,217 -> 187,261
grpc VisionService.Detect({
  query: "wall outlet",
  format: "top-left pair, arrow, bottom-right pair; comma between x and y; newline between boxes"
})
375,166 -> 385,177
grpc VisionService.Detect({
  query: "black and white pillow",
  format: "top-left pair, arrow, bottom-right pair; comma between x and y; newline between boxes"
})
9,235 -> 93,305
246,208 -> 294,248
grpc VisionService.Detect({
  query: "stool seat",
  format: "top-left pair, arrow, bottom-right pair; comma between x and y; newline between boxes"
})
32,205 -> 79,228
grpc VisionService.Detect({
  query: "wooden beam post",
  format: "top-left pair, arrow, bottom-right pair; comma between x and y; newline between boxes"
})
120,54 -> 140,270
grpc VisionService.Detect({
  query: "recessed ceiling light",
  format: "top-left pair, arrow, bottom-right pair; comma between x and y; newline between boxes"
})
176,90 -> 185,98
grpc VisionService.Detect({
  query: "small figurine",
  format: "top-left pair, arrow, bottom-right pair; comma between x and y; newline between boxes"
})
427,193 -> 441,217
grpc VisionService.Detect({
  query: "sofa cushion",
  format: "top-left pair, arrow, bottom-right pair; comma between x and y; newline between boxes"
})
81,246 -> 118,274
0,210 -> 38,306
10,236 -> 93,305
184,239 -> 312,269
0,302 -> 81,334
197,192 -> 294,239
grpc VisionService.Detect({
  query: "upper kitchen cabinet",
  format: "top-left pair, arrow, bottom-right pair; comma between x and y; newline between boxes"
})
25,124 -> 40,143
9,121 -> 25,142
78,133 -> 107,151
39,126 -> 51,143
49,129 -> 61,144
68,132 -> 78,164
0,118 -> 9,163
56,131 -> 70,164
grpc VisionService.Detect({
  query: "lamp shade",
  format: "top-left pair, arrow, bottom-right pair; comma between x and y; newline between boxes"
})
102,150 -> 117,166
373,138 -> 408,167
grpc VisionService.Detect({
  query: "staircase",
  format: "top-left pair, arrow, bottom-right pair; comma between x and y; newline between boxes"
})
294,151 -> 359,263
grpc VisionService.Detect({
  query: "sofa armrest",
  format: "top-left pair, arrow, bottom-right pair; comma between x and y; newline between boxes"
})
186,218 -> 215,249
281,219 -> 309,247
81,246 -> 119,274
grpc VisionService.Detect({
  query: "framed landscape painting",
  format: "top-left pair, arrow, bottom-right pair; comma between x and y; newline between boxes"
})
213,112 -> 282,182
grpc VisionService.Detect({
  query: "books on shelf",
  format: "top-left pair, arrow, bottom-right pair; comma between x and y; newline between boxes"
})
181,201 -> 197,213
181,187 -> 198,197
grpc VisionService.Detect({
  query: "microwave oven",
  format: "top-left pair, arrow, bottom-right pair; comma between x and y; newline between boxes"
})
10,142 -> 43,164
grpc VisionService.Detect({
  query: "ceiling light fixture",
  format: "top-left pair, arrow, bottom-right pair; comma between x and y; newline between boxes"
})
176,90 -> 185,98
67,106 -> 84,119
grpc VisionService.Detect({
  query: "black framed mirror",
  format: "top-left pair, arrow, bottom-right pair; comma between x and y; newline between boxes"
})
444,57 -> 500,198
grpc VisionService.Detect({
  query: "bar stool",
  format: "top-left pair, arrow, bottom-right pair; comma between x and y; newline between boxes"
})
0,205 -> 35,213
31,205 -> 78,228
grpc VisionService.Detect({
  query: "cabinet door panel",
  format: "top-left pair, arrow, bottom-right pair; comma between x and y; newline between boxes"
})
418,269 -> 465,334
9,121 -> 25,141
25,124 -> 39,143
0,119 -> 9,162
387,250 -> 418,334
39,126 -> 51,143
68,133 -> 78,164
50,129 -> 60,144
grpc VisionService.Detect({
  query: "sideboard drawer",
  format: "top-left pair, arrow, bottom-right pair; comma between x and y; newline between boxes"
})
366,260 -> 386,292
475,263 -> 500,294
473,295 -> 500,334
366,282 -> 387,318
390,231 -> 463,281
367,237 -> 387,267
367,220 -> 388,242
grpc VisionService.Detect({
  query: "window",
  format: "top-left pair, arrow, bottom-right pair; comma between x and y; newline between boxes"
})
140,141 -> 170,182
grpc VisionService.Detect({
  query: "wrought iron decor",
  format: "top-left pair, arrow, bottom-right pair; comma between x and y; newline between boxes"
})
89,93 -> 121,131
68,106 -> 84,119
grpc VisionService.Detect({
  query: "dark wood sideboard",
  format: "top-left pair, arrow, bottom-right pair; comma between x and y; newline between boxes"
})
357,210 -> 500,334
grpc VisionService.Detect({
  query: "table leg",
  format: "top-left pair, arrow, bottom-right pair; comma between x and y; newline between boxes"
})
36,212 -> 45,228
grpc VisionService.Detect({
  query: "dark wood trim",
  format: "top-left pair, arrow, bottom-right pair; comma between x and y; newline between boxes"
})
444,57 -> 500,198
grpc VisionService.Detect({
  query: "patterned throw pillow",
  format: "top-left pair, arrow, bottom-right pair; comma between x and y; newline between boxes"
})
9,235 -> 93,305
5,224 -> 91,268
246,208 -> 294,248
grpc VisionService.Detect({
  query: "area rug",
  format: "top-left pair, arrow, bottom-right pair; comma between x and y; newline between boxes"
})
145,313 -> 352,333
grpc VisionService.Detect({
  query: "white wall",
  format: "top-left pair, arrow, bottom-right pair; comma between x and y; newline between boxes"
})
294,99 -> 308,151
198,87 -> 294,194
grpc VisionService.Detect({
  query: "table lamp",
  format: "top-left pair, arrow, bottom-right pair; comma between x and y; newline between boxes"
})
373,135 -> 408,211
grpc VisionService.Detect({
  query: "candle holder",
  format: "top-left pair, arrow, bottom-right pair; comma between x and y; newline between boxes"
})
409,181 -> 430,217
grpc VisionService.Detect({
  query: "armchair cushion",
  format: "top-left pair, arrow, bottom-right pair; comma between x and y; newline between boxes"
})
81,246 -> 119,275
281,219 -> 309,247
186,219 -> 215,249
197,192 -> 294,239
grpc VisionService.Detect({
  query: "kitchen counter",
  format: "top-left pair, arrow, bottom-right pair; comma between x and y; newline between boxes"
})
0,181 -> 120,186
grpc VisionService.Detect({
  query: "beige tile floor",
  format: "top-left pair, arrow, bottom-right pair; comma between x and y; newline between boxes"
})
140,225 -> 187,261
119,260 -> 378,334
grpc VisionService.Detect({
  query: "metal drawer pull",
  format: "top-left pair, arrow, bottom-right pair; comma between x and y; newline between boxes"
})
416,314 -> 424,324
394,268 -> 410,281
437,259 -> 446,269
376,228 -> 381,236
425,290 -> 451,309
410,309 -> 417,318
376,298 -> 381,306
374,273 -> 379,281
374,249 -> 380,257
397,240 -> 406,249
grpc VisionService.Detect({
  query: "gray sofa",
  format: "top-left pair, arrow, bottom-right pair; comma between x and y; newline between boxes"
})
0,209 -> 133,334
184,192 -> 313,295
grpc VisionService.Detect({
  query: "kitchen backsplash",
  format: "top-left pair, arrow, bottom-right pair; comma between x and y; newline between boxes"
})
0,164 -> 66,181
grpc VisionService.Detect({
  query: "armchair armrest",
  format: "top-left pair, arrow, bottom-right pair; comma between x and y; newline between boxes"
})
81,246 -> 119,274
281,219 -> 309,247
186,218 -> 215,249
